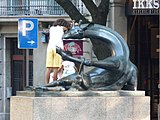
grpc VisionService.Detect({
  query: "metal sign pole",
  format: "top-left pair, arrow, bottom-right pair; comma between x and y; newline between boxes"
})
26,49 -> 29,86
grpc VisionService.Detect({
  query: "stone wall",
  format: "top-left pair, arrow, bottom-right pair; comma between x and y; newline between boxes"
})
0,35 -> 10,120
10,91 -> 150,120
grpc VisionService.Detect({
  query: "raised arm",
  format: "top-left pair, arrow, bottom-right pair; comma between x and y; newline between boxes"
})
56,46 -> 84,64
56,46 -> 121,70
84,57 -> 121,70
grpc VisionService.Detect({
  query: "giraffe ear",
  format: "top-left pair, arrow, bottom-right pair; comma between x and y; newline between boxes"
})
72,20 -> 75,28
80,22 -> 94,31
78,20 -> 82,25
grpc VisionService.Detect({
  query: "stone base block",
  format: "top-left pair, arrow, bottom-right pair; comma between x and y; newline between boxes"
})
10,91 -> 150,120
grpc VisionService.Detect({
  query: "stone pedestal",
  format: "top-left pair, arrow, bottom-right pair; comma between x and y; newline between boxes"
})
10,91 -> 150,120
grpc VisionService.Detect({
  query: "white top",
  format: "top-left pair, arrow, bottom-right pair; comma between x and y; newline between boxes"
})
61,61 -> 76,78
47,26 -> 64,50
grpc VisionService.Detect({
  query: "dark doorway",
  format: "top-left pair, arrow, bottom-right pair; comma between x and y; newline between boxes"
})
10,38 -> 33,95
127,15 -> 159,120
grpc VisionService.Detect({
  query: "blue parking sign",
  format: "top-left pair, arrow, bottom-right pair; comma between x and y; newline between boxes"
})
18,18 -> 38,49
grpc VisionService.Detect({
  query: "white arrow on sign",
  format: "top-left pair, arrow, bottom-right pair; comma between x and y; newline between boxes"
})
27,40 -> 35,45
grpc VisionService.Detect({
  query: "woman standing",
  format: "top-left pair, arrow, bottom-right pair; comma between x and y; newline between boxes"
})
45,19 -> 70,83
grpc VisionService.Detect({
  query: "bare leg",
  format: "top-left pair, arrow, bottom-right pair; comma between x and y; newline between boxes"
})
46,67 -> 53,84
52,67 -> 59,80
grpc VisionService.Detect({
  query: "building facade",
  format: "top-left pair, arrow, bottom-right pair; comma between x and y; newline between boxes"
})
0,0 -> 159,120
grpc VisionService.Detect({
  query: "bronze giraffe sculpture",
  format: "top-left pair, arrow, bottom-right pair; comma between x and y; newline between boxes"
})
32,23 -> 138,91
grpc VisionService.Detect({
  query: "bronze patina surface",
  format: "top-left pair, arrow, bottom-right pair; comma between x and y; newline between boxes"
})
29,23 -> 138,91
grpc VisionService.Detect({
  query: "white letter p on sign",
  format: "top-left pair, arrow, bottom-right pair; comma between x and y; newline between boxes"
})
22,20 -> 34,36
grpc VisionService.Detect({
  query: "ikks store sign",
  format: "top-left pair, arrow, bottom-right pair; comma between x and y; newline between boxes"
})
125,0 -> 160,15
